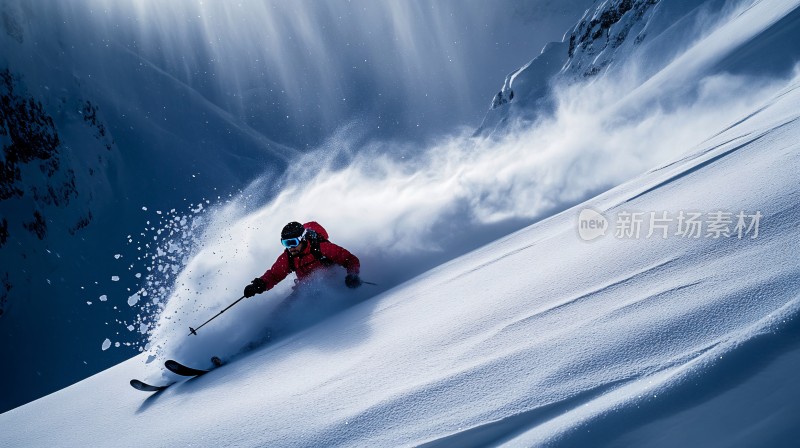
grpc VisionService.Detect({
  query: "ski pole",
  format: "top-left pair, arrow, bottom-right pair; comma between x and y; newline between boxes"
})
362,280 -> 378,286
188,295 -> 247,336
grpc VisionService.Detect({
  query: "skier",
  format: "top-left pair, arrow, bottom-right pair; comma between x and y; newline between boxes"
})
243,221 -> 362,298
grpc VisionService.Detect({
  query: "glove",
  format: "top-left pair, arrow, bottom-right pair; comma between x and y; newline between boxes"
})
243,277 -> 267,297
345,274 -> 362,289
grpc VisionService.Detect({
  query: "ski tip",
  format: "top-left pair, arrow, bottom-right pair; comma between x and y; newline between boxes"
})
165,359 -> 210,376
130,379 -> 170,392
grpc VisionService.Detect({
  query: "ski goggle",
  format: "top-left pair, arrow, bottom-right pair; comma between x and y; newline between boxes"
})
281,237 -> 303,248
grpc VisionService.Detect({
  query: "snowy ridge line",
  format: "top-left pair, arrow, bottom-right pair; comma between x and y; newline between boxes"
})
621,132 -> 768,205
469,266 -> 703,354
434,229 -> 678,292
540,280 -> 704,336
649,131 -> 756,175
650,78 -> 800,177
512,256 -> 683,318
622,94 -> 800,206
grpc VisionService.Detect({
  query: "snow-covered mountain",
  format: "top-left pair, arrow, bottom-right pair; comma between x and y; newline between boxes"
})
2,0 -> 800,445
481,0 -> 800,134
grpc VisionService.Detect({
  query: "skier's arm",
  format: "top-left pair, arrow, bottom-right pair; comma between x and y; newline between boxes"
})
320,242 -> 360,275
259,252 -> 292,291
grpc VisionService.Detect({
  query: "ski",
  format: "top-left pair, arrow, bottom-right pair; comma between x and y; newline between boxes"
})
165,356 -> 225,376
130,379 -> 172,392
165,359 -> 210,376
131,357 -> 224,391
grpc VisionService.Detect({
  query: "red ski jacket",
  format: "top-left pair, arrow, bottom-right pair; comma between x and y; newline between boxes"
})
258,224 -> 360,291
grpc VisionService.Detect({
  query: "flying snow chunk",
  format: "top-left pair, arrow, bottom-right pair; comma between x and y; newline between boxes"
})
142,206 -> 148,211
111,276 -> 120,282
128,292 -> 140,306
99,295 -> 108,302
114,254 -> 121,259
101,339 -> 111,351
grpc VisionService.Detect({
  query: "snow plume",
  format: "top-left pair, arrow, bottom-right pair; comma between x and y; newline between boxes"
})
248,69 -> 792,254
138,62 -> 797,377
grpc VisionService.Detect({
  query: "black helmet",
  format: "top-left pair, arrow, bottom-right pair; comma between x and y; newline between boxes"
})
281,221 -> 305,239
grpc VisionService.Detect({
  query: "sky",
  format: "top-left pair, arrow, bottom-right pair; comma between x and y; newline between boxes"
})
49,0 -> 595,147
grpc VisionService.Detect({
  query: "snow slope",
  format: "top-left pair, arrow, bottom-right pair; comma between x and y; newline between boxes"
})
2,47 -> 799,448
